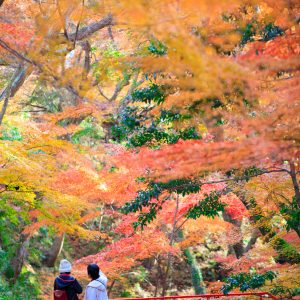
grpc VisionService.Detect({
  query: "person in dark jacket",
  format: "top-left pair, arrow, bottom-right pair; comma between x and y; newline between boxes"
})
54,259 -> 83,300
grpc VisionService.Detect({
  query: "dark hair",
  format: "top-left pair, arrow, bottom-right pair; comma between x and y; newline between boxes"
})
60,272 -> 71,275
87,263 -> 100,280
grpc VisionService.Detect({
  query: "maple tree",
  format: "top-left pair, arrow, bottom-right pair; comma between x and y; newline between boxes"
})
0,0 -> 299,299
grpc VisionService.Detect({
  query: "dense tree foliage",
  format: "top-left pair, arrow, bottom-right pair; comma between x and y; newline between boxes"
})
0,0 -> 299,299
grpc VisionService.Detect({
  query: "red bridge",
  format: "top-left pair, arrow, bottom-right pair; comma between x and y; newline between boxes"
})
115,292 -> 278,300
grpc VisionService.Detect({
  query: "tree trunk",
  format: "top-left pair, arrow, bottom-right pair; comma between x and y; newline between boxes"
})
0,65 -> 31,102
161,195 -> 180,296
222,212 -> 245,259
236,190 -> 300,263
11,233 -> 30,282
43,233 -> 65,267
289,161 -> 300,208
0,90 -> 9,125
178,230 -> 205,294
183,248 -> 205,294
244,229 -> 260,253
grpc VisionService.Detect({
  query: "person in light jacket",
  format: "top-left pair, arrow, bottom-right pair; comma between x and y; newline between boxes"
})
84,263 -> 108,300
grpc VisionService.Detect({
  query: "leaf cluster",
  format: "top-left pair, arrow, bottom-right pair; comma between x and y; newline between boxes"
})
280,196 -> 300,233
148,40 -> 167,56
221,270 -> 277,294
240,22 -> 284,46
111,103 -> 200,148
186,192 -> 226,219
122,179 -> 201,229
0,125 -> 22,141
270,285 -> 300,298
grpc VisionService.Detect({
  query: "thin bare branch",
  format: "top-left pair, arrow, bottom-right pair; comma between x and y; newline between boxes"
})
57,0 -> 69,39
0,39 -> 34,65
73,0 -> 85,47
165,168 -> 290,194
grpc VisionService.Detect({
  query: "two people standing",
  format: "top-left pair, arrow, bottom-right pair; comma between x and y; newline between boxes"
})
54,259 -> 108,300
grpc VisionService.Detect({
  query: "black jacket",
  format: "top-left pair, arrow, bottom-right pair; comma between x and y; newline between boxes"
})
54,274 -> 83,300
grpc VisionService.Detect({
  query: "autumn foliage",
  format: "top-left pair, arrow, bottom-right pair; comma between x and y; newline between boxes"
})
0,0 -> 299,298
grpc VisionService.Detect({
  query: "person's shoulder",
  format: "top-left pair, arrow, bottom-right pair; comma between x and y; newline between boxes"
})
58,274 -> 76,281
87,280 -> 101,287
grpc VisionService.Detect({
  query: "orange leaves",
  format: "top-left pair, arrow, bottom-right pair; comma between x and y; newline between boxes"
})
0,23 -> 33,50
41,104 -> 95,124
76,229 -> 178,279
220,193 -> 249,221
180,216 -> 232,248
240,32 -> 300,60
112,138 -> 294,181
53,169 -> 102,201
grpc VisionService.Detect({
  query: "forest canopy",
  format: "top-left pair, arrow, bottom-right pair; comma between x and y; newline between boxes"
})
0,0 -> 299,299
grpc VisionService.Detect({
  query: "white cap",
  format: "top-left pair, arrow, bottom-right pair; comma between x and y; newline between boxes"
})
59,259 -> 72,273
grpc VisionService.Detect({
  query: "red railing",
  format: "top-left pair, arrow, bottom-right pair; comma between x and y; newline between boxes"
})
113,292 -> 278,300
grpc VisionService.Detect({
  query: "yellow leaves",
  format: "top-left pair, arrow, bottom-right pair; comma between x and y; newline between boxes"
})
262,264 -> 300,294
246,172 -> 293,212
180,216 -> 232,248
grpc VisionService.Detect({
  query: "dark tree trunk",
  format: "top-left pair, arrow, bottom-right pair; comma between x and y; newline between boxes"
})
289,161 -> 300,208
43,233 -> 65,267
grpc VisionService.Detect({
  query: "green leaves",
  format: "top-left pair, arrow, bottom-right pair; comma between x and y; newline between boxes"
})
261,23 -> 284,42
243,166 -> 263,180
158,109 -> 191,124
221,270 -> 277,294
148,40 -> 167,56
122,178 -> 202,229
122,180 -> 226,230
0,125 -> 22,141
123,179 -> 201,213
240,22 -> 284,46
270,285 -> 300,298
186,192 -> 225,219
280,197 -> 300,233
132,83 -> 166,105
26,86 -> 62,113
71,117 -> 103,145
111,105 -> 201,147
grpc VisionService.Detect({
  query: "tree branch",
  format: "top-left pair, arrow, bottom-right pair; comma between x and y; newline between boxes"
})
72,0 -> 85,47
289,161 -> 300,207
0,89 -> 9,125
0,39 -> 34,65
68,14 -> 113,41
57,0 -> 69,39
0,65 -> 31,102
165,168 -> 290,194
